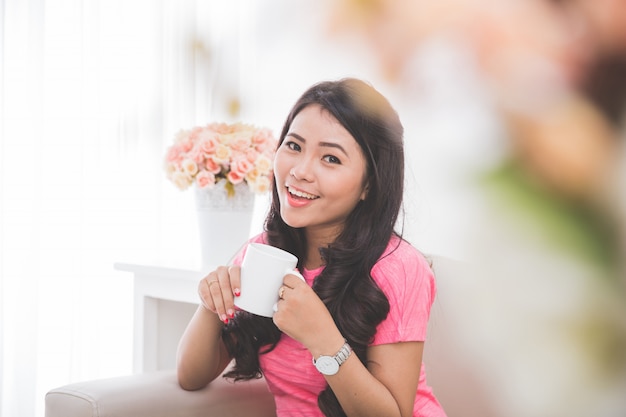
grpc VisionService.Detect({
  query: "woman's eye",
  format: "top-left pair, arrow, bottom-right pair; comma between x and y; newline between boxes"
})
285,141 -> 301,151
323,155 -> 341,164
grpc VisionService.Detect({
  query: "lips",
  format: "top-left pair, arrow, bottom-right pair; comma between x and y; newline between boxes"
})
287,185 -> 319,200
285,185 -> 319,208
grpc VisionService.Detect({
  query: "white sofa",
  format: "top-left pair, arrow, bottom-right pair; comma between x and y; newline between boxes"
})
45,256 -> 494,417
45,368 -> 276,417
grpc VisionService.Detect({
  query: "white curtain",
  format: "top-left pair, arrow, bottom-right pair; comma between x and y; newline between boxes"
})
0,1 -> 254,416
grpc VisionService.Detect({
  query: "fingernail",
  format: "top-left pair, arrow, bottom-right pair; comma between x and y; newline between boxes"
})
223,318 -> 229,324
220,314 -> 228,322
234,288 -> 241,297
227,309 -> 234,318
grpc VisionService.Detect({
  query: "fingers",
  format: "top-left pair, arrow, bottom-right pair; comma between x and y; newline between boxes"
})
198,266 -> 240,324
275,271 -> 304,309
198,274 -> 218,312
228,265 -> 242,297
213,266 -> 234,322
274,279 -> 296,311
283,271 -> 305,287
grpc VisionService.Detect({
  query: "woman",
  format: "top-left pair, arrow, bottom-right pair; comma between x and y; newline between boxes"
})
177,78 -> 446,417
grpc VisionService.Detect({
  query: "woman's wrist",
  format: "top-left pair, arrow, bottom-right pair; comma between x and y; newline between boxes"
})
197,304 -> 228,335
308,332 -> 346,359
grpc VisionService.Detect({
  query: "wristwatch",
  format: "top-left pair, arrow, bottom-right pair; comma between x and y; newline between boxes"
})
313,341 -> 352,376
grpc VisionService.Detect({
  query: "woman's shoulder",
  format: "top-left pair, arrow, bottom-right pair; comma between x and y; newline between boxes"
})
370,236 -> 437,345
372,235 -> 435,291
378,235 -> 431,271
230,232 -> 267,265
248,232 -> 268,244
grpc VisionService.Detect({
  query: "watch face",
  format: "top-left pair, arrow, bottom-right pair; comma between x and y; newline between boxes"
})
315,356 -> 339,375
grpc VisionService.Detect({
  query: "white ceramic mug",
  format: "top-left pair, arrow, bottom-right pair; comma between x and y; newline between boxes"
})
234,243 -> 304,317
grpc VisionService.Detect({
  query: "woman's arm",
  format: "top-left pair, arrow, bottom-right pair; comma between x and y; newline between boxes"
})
176,266 -> 241,390
275,274 -> 423,417
306,331 -> 422,417
329,341 -> 422,417
176,304 -> 231,390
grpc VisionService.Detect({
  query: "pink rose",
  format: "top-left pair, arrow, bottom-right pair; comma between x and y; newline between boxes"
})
190,148 -> 204,164
204,156 -> 222,174
252,128 -> 272,144
227,170 -> 245,185
196,171 -> 216,189
165,145 -> 183,163
199,136 -> 218,156
189,126 -> 203,141
179,136 -> 194,152
231,137 -> 251,152
232,157 -> 253,176
245,148 -> 259,163
208,122 -> 230,135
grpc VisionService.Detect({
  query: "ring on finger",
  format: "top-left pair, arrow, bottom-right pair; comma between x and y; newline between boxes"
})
278,286 -> 285,299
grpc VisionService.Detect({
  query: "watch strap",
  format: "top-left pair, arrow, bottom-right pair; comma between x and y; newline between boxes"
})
333,342 -> 352,366
313,340 -> 352,373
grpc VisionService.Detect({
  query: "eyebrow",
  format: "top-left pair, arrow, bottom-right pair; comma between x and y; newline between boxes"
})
287,132 -> 349,157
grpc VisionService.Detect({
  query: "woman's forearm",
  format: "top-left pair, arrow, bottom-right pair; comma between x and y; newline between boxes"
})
176,304 -> 231,390
308,335 -> 419,417
324,354 -> 404,417
277,278 -> 416,417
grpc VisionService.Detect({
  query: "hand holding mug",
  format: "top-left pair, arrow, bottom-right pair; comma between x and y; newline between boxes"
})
199,243 -> 304,322
234,243 -> 304,317
272,273 -> 341,351
198,265 -> 241,323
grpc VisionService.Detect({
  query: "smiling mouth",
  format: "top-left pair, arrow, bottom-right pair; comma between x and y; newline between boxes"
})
287,185 -> 319,200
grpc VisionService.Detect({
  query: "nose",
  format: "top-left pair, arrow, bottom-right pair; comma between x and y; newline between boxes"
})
289,158 -> 314,182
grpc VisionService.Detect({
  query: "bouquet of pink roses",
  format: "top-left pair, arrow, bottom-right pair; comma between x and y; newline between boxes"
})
164,122 -> 278,197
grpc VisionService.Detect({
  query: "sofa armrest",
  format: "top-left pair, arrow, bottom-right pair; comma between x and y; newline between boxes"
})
45,370 -> 276,417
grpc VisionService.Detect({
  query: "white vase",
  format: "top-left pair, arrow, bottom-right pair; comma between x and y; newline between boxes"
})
195,179 -> 255,269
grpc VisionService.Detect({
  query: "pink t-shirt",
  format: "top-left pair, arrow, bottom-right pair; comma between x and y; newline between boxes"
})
232,234 -> 446,417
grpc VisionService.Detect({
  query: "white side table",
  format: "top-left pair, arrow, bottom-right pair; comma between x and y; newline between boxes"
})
114,263 -> 209,373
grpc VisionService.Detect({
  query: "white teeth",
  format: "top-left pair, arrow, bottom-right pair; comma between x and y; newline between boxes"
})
287,186 -> 318,200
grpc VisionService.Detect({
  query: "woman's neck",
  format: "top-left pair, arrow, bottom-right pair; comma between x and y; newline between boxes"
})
303,227 -> 340,270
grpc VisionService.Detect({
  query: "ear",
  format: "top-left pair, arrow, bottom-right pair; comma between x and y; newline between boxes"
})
360,182 -> 369,201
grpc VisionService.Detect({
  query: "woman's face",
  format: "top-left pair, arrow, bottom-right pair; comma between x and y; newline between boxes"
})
273,104 -> 368,239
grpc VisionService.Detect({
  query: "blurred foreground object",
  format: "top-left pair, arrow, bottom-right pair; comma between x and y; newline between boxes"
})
325,0 -> 625,276
323,0 -> 626,416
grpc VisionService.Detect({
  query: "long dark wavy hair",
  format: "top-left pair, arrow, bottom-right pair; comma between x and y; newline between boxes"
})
221,78 -> 405,417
